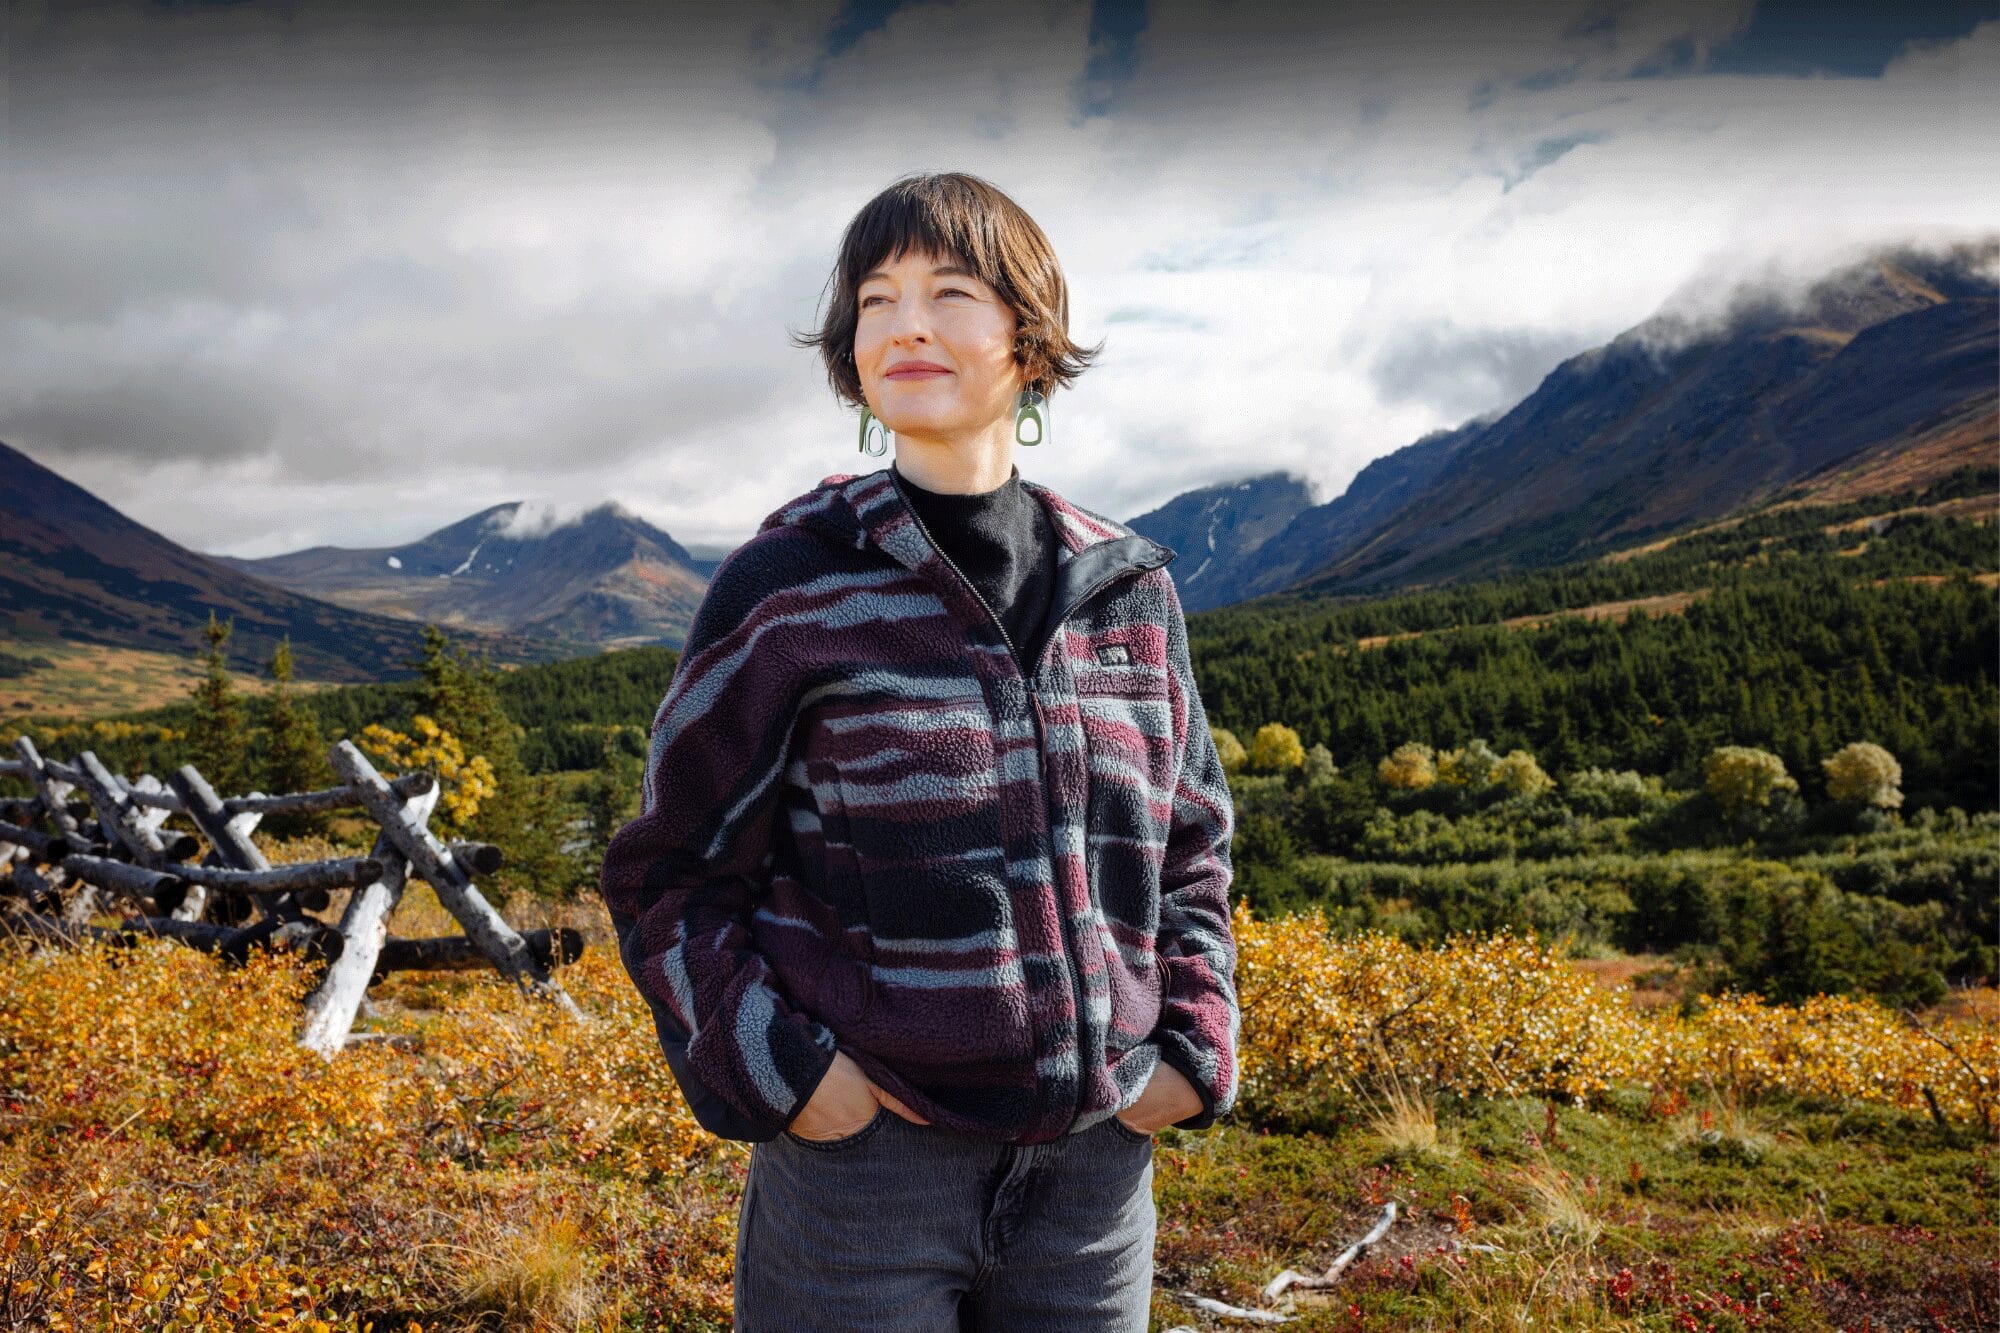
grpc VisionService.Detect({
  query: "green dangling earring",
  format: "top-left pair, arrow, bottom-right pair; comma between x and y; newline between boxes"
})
1014,386 -> 1048,447
858,402 -> 891,457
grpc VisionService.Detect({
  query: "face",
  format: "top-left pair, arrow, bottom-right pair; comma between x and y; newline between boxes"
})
853,245 -> 1024,449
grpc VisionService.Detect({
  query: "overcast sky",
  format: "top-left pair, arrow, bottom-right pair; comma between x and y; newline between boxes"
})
3,0 -> 1996,556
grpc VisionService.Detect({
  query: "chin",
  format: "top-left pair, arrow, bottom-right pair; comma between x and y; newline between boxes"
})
881,410 -> 967,439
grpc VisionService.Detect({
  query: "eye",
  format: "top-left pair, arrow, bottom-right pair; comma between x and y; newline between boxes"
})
860,294 -> 888,308
938,286 -> 973,298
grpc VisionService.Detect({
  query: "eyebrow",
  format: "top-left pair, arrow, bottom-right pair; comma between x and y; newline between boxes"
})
859,263 -> 979,285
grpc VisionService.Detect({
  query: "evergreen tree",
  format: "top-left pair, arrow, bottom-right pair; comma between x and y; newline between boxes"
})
259,637 -> 330,835
409,625 -> 523,791
408,625 -> 586,901
187,611 -> 247,794
582,725 -> 644,872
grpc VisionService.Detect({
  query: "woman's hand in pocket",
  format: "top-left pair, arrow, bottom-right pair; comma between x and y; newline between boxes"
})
1114,1061 -> 1204,1136
788,1050 -> 930,1140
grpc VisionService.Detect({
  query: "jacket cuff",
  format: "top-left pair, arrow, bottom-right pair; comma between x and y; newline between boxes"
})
1153,1031 -> 1226,1130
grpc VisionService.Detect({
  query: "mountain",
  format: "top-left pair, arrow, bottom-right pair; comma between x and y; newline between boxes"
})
1147,245 -> 1998,606
222,502 -> 709,650
0,441 -> 567,681
1124,473 -> 1314,608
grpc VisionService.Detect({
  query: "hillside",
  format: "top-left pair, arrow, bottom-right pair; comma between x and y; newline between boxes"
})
1185,469 -> 1998,809
1124,472 -> 1314,605
1164,245 -> 1997,607
221,502 -> 709,650
0,441 -> 572,682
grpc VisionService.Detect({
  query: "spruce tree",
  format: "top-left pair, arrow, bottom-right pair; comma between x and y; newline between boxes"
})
187,611 -> 247,795
260,637 -> 330,834
407,625 -> 588,900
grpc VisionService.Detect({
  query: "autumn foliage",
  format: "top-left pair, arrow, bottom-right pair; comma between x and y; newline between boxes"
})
0,899 -> 1992,1328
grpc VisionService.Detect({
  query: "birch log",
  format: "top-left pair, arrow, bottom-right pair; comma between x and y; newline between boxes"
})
13,738 -> 95,926
0,820 -> 71,863
328,741 -> 582,1018
226,771 -> 433,817
377,926 -> 583,975
298,785 -> 436,1056
61,854 -> 187,907
168,765 -> 277,925
72,756 -> 206,921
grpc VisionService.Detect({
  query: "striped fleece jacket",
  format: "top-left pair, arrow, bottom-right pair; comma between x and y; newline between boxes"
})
599,466 -> 1239,1146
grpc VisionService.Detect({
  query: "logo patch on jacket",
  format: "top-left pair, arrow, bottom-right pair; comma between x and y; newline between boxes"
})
1096,643 -> 1132,666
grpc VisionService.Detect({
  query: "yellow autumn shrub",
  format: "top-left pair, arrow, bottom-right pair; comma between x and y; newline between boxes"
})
1232,903 -> 1996,1124
358,714 -> 496,826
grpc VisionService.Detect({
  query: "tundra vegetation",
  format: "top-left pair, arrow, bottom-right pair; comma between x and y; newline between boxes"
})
0,470 -> 1992,1329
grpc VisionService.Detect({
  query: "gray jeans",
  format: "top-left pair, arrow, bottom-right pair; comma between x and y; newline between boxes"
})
734,1108 -> 1157,1331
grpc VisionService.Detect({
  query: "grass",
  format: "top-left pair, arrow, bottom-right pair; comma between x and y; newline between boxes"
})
0,635 -> 331,720
453,1207 -> 612,1332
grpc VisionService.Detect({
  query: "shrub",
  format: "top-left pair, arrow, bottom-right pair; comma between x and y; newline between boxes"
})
1302,742 -> 1339,787
1703,746 -> 1799,826
1492,749 -> 1555,798
1247,723 -> 1306,773
1436,738 -> 1501,789
1379,742 -> 1437,791
1824,741 -> 1904,809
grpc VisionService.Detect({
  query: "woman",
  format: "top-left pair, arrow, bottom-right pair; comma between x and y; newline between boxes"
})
600,171 -> 1239,1331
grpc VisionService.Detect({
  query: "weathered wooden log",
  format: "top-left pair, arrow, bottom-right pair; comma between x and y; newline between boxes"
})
329,740 -> 581,1017
0,901 -> 343,965
0,797 -> 42,824
223,771 -> 436,818
168,766 -> 279,925
299,785 -> 438,1057
377,926 -> 584,976
121,785 -> 179,812
13,738 -> 86,843
40,758 -> 86,788
210,914 -> 344,965
71,758 -> 202,919
126,774 -> 175,838
447,841 -> 505,875
61,853 -> 186,906
10,746 -> 106,923
0,820 -> 70,863
53,913 -> 343,962
1261,1202 -> 1400,1301
170,856 -> 384,895
4,860 -> 59,913
74,753 -> 172,863
0,758 -> 25,779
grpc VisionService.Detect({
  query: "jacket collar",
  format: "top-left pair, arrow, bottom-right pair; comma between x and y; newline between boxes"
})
767,467 -> 1173,569
761,467 -> 1177,651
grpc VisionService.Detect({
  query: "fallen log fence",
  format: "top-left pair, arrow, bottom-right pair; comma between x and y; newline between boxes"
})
0,735 -> 586,1053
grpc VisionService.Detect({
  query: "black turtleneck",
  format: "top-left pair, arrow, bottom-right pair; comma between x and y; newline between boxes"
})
893,462 -> 1060,673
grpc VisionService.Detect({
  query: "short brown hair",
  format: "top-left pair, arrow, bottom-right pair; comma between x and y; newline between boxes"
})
793,172 -> 1103,407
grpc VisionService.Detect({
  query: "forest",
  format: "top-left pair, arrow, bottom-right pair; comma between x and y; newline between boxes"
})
7,470 -> 1993,1015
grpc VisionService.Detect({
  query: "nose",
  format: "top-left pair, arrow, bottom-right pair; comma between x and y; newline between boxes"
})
886,292 -> 931,345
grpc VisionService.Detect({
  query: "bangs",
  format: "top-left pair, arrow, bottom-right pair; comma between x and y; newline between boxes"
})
838,187 -> 1006,299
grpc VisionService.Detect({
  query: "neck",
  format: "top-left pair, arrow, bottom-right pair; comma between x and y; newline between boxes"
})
890,416 -> 1019,494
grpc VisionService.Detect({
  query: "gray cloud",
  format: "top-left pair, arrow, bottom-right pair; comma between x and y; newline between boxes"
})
0,0 -> 1993,556
1369,322 -> 1598,420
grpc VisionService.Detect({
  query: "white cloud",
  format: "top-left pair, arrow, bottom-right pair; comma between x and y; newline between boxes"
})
0,0 -> 1993,556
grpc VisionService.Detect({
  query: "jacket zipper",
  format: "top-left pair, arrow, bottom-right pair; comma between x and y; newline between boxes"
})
893,475 -> 1156,1125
